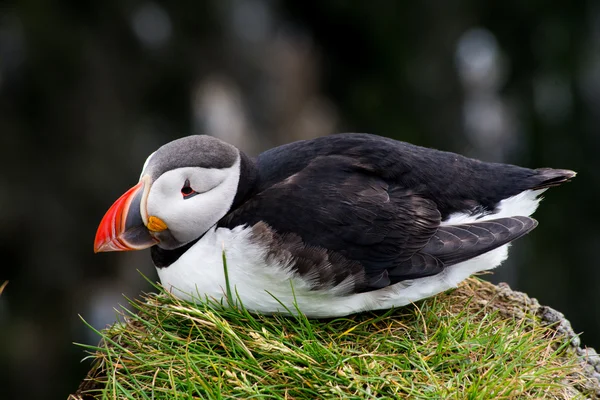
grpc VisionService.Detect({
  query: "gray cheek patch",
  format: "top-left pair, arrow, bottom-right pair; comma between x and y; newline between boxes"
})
145,135 -> 238,180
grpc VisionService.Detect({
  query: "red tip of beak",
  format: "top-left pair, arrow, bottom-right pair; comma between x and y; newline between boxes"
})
94,181 -> 156,252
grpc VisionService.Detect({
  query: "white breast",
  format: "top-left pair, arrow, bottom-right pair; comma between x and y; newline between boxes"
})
156,189 -> 545,318
156,225 -> 370,316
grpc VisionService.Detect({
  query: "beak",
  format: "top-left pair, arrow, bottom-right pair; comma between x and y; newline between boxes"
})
94,178 -> 158,252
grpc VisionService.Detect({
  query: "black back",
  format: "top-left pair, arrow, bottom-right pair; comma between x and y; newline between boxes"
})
252,133 -> 550,218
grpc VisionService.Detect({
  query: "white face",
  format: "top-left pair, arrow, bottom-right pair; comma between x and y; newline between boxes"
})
144,155 -> 241,247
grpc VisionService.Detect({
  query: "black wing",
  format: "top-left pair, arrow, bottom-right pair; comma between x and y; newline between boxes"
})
220,155 -> 536,293
393,217 -> 537,285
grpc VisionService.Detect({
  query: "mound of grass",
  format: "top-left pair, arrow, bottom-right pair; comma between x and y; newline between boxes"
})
72,278 -> 599,399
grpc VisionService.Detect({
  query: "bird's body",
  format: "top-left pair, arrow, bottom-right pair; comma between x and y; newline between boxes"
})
95,133 -> 575,317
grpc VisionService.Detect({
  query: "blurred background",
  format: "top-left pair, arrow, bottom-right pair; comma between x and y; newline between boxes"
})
0,1 -> 598,399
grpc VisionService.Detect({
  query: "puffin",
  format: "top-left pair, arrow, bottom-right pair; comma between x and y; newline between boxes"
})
94,133 -> 575,317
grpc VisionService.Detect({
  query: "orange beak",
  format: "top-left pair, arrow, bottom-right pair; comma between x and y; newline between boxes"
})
94,180 -> 158,252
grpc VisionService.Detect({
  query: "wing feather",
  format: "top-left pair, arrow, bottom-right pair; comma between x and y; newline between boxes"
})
420,216 -> 538,265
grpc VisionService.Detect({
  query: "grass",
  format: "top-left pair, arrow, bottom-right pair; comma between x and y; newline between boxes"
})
72,276 -> 597,400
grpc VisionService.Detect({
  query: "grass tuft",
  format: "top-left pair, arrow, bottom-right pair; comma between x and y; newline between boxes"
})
73,278 -> 597,399
221,248 -> 234,307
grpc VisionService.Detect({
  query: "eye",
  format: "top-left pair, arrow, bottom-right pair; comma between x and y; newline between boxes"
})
181,179 -> 198,199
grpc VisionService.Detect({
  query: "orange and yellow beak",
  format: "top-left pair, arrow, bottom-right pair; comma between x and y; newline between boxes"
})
94,179 -> 162,252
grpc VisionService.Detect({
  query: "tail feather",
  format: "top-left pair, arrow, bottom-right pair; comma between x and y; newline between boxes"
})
531,168 -> 576,190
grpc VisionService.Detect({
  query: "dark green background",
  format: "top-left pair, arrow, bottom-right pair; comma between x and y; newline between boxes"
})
1,1 -> 597,399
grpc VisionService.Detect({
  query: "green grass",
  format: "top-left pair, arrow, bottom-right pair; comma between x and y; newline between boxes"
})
74,278 -> 594,399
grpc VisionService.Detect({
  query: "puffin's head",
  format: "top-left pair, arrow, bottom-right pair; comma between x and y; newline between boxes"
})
94,135 -> 241,252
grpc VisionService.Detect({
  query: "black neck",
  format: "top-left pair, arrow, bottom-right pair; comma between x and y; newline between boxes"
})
151,238 -> 199,268
230,151 -> 258,210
